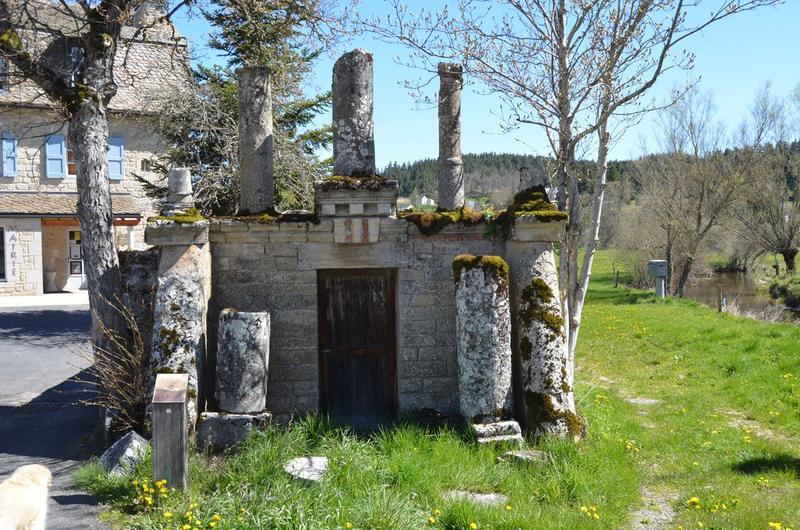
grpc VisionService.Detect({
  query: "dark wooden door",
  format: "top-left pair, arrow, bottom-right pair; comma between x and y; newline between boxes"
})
318,268 -> 397,427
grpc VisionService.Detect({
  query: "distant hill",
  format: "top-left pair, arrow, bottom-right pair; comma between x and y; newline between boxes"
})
382,152 -> 634,206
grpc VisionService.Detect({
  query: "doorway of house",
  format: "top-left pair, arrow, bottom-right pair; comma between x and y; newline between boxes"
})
65,229 -> 86,290
317,268 -> 397,427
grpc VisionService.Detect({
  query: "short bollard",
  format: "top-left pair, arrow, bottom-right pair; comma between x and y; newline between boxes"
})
152,373 -> 188,490
648,260 -> 668,299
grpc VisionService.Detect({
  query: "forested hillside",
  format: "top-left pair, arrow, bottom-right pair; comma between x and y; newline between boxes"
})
382,152 -> 635,204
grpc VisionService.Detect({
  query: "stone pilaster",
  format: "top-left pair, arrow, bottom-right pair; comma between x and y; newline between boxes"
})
438,63 -> 464,210
238,66 -> 274,213
332,49 -> 375,177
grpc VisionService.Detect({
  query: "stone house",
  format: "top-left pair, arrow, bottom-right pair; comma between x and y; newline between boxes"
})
144,52 -> 578,442
0,1 -> 188,295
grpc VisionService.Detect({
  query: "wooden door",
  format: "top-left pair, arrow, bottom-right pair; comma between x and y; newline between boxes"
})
318,268 -> 397,427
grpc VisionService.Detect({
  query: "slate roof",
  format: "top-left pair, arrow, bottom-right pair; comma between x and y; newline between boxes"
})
0,192 -> 142,217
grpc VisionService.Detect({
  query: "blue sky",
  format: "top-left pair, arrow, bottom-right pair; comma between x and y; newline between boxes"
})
174,1 -> 800,167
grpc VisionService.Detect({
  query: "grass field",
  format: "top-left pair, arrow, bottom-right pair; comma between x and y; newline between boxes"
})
79,251 -> 800,529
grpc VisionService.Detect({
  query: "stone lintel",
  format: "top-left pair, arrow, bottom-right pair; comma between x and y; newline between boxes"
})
315,185 -> 399,218
146,221 -> 209,246
509,218 -> 565,242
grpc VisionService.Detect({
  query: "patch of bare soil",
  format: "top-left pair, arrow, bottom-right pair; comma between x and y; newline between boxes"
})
630,488 -> 677,530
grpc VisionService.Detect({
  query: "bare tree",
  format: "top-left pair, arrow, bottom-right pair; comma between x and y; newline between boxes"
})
0,0 -> 188,347
735,84 -> 800,274
636,87 -> 743,296
362,0 -> 779,363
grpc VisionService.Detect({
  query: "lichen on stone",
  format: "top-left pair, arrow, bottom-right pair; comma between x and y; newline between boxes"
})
452,253 -> 510,290
400,205 -> 484,236
318,175 -> 395,191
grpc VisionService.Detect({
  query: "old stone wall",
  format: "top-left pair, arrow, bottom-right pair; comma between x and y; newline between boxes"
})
0,217 -> 42,296
208,218 -> 504,421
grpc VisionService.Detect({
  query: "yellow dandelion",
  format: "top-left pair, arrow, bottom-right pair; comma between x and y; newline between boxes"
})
470,523 -> 478,529
428,516 -> 436,525
163,512 -> 173,518
769,523 -> 783,530
345,523 -> 353,529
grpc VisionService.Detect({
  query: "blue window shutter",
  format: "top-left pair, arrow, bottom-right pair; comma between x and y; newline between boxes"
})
1,133 -> 17,177
45,135 -> 66,178
107,136 -> 124,180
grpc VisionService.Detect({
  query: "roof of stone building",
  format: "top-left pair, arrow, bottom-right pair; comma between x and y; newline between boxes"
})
0,192 -> 142,218
0,0 -> 190,114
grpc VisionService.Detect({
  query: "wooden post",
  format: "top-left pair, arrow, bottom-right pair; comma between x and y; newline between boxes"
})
717,285 -> 724,312
152,373 -> 188,490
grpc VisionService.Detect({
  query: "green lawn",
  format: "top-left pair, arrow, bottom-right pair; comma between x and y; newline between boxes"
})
79,251 -> 800,530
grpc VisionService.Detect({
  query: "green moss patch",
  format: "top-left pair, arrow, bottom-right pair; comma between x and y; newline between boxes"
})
149,207 -> 206,224
452,254 -> 510,290
524,391 -> 586,441
400,205 -> 484,236
220,210 -> 320,224
318,175 -> 396,191
519,277 -> 564,340
491,186 -> 567,238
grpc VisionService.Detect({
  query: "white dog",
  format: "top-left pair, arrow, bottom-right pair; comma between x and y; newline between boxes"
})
0,464 -> 52,530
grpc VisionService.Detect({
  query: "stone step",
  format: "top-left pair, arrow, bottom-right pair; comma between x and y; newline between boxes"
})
472,420 -> 522,439
475,433 -> 524,446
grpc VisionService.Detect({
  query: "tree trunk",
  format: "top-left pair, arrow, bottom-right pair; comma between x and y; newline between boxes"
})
781,248 -> 797,275
69,101 -> 124,351
674,255 -> 694,297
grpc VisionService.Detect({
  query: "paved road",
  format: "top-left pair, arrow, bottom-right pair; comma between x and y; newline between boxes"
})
0,304 -> 107,529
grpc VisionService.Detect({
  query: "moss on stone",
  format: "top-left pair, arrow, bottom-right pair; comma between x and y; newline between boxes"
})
519,277 -> 564,339
215,210 -> 319,224
491,186 -> 568,238
400,205 -> 484,236
150,207 -> 206,224
452,254 -> 510,290
318,175 -> 395,191
524,391 -> 586,441
0,29 -> 23,51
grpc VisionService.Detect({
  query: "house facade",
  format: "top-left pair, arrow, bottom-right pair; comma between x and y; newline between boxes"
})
0,1 -> 188,295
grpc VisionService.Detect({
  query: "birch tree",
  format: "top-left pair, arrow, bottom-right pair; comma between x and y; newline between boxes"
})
363,0 -> 780,359
0,0 -> 188,348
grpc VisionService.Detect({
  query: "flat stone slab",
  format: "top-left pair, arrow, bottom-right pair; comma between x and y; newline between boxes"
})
195,412 -> 271,453
476,434 -> 523,446
625,398 -> 662,406
443,490 -> 509,507
100,431 -> 149,477
284,456 -> 328,483
472,420 -> 521,438
500,450 -> 552,464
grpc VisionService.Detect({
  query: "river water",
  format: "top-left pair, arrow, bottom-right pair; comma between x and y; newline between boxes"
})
683,272 -> 775,313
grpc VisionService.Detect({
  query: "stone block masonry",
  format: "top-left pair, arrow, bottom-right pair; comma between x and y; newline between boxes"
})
207,219 -> 504,421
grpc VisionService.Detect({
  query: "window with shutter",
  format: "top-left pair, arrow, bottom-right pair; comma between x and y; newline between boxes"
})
45,135 -> 66,178
0,227 -> 5,281
1,132 -> 17,177
108,136 -> 124,180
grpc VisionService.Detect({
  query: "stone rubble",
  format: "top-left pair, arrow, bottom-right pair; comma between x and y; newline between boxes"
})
100,431 -> 149,477
283,456 -> 329,483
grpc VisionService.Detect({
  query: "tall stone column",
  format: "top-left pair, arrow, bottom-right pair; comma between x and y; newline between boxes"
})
507,220 -> 584,441
438,63 -> 464,210
333,49 -> 375,177
238,66 -> 274,213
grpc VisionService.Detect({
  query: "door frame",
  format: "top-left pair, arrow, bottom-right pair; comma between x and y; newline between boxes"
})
317,267 -> 398,423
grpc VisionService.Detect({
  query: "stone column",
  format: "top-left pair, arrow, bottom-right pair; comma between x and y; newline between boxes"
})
215,309 -> 270,414
238,66 -> 274,213
146,219 -> 211,431
507,222 -> 584,441
438,63 -> 464,210
453,254 -> 513,422
333,49 -> 375,177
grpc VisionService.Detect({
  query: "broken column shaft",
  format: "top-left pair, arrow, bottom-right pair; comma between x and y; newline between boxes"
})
438,63 -> 465,210
238,66 -> 274,213
453,254 -> 513,422
333,49 -> 375,177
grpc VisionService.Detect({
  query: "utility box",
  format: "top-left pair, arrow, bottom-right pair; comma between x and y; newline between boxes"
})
647,260 -> 668,278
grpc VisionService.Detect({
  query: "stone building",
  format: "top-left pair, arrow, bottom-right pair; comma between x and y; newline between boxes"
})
0,1 -> 188,295
144,50 -> 578,439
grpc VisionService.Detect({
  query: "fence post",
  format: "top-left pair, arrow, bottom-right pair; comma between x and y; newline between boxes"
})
152,373 -> 188,490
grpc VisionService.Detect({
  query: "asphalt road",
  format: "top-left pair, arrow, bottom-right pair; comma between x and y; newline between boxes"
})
0,304 -> 108,530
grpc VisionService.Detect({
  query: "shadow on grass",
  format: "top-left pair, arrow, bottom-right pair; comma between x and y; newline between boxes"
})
732,453 -> 800,477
